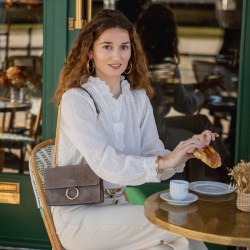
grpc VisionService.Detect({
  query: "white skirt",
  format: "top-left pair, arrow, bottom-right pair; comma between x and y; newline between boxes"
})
51,195 -> 207,250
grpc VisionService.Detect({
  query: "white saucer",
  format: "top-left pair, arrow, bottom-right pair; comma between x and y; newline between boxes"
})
160,192 -> 199,206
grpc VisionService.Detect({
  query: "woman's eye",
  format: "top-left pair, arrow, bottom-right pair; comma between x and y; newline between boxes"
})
121,45 -> 130,50
103,45 -> 112,50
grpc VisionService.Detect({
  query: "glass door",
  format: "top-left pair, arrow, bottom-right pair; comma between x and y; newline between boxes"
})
0,0 -> 43,174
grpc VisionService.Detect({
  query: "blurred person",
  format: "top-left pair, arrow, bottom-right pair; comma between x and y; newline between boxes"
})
116,0 -> 149,23
136,4 -> 231,181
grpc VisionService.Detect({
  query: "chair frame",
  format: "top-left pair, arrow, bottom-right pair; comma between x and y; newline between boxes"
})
0,98 -> 42,173
30,139 -> 63,250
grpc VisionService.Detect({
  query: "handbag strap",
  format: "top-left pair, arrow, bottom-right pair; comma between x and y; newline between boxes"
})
81,87 -> 100,119
53,87 -> 100,168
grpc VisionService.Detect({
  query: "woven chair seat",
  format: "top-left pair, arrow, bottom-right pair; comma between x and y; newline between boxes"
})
0,132 -> 34,144
30,141 -> 54,207
29,139 -> 63,250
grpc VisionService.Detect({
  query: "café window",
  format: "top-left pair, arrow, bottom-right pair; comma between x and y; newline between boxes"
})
116,0 -> 241,181
0,0 -> 43,174
0,0 -> 242,180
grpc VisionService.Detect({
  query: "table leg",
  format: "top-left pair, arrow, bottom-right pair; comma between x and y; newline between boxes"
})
8,110 -> 16,133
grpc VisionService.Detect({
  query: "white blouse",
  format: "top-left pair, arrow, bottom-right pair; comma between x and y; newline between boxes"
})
58,76 -> 185,189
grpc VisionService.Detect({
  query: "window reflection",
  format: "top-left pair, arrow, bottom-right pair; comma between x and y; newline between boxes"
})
0,0 -> 241,177
0,0 -> 43,174
116,0 -> 241,181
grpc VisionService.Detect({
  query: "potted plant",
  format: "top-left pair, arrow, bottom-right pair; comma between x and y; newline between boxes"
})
228,160 -> 250,212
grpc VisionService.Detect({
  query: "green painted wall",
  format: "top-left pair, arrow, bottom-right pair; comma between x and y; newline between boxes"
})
42,0 -> 67,140
235,0 -> 250,162
0,1 -> 79,248
42,0 -> 79,140
0,174 -> 50,248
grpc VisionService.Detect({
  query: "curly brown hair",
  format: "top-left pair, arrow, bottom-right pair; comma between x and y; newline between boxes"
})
54,9 -> 153,105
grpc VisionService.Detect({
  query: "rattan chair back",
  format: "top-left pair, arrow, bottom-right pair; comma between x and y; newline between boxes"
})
29,139 -> 63,250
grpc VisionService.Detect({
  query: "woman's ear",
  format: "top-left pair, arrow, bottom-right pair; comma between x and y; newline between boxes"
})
88,51 -> 93,59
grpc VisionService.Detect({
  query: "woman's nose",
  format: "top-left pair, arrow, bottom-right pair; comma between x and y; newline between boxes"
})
111,49 -> 122,59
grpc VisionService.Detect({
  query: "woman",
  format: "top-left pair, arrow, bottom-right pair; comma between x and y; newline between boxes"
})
52,9 -> 214,250
136,4 -> 230,181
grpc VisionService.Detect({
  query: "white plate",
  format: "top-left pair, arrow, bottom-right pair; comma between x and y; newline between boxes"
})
189,181 -> 234,196
160,192 -> 198,206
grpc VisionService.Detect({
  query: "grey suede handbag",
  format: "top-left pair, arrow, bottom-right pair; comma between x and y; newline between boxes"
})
45,87 -> 104,206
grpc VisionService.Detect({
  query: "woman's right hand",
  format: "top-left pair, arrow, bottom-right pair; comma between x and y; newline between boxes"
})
159,137 -> 203,170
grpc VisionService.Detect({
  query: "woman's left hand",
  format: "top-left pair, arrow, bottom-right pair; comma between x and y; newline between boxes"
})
192,130 -> 219,148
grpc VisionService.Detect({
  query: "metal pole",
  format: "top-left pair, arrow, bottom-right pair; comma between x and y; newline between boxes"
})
86,0 -> 92,22
74,0 -> 83,29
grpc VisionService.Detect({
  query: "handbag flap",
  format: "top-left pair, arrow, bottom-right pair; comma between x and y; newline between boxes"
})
45,164 -> 101,189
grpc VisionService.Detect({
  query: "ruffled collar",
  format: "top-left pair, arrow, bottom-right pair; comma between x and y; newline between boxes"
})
86,76 -> 130,151
87,76 -> 131,102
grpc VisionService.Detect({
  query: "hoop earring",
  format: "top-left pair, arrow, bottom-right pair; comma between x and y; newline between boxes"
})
124,61 -> 132,74
87,59 -> 95,74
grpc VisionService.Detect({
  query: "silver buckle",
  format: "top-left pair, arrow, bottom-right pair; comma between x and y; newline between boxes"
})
66,187 -> 79,200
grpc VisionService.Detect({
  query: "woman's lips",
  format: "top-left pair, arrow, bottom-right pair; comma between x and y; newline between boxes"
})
109,64 -> 122,70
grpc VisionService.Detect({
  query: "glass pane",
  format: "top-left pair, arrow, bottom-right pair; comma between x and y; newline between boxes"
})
0,0 -> 43,174
115,0 -> 241,182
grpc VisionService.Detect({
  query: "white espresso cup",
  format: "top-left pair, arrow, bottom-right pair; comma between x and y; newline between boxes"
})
169,180 -> 189,201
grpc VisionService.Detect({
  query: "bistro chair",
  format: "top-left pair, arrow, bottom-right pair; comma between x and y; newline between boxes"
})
0,97 -> 10,133
0,87 -> 10,99
29,139 -> 63,250
192,60 -> 228,100
0,98 -> 42,173
149,59 -> 180,113
29,140 -> 225,250
192,60 -> 231,133
149,58 -> 180,85
0,24 -> 10,70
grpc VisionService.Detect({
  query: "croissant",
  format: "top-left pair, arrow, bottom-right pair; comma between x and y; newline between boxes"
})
193,145 -> 221,168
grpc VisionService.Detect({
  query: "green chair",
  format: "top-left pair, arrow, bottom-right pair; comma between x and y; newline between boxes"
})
125,183 -> 227,250
125,182 -> 169,205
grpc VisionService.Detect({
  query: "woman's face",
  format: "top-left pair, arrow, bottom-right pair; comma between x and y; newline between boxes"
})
89,28 -> 131,84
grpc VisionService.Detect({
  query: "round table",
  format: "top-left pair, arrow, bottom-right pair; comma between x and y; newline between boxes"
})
144,190 -> 250,248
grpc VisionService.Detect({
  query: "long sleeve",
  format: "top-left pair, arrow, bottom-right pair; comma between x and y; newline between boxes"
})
133,90 -> 185,180
61,95 -> 144,186
58,78 -> 183,186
